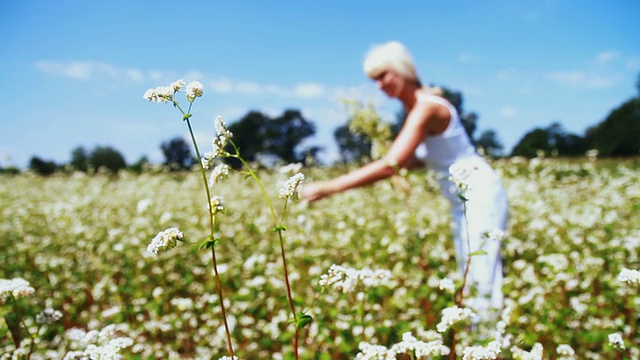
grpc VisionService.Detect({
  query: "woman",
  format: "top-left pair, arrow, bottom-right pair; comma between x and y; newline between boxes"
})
301,41 -> 508,311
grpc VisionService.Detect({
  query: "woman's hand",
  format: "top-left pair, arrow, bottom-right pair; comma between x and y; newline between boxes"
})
301,181 -> 332,202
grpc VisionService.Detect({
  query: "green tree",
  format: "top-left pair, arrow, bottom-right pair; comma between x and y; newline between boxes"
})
226,109 -> 318,168
333,124 -> 372,164
89,146 -> 127,173
29,156 -> 57,176
585,97 -> 640,156
161,137 -> 195,170
70,146 -> 89,172
476,129 -> 504,157
511,122 -> 587,157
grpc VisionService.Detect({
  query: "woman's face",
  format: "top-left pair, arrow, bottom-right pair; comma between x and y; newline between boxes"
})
373,70 -> 405,98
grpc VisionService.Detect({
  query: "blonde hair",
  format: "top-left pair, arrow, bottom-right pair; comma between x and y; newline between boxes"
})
363,41 -> 419,83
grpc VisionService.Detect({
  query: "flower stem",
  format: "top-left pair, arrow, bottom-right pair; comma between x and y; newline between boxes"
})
185,117 -> 235,357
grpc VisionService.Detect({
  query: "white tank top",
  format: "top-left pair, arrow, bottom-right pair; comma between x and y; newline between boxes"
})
415,94 -> 478,173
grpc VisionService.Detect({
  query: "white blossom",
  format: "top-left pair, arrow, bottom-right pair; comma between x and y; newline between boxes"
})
186,81 -> 204,101
170,79 -> 185,92
438,278 -> 456,293
618,268 -> 640,286
463,340 -> 501,360
279,173 -> 305,200
0,278 -> 35,302
210,196 -> 225,214
209,163 -> 230,185
147,227 -> 184,255
608,332 -> 625,349
436,305 -> 475,333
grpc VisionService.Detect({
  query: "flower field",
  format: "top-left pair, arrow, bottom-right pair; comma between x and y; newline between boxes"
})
1,157 -> 640,359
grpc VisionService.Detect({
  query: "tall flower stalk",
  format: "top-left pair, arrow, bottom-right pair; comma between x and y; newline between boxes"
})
144,80 -> 310,358
144,80 -> 235,357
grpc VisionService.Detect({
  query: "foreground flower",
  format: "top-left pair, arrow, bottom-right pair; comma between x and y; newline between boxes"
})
436,305 -> 475,333
556,344 -> 576,359
209,164 -> 231,185
0,277 -> 35,303
143,85 -> 173,103
63,324 -> 133,360
186,81 -> 204,101
147,227 -> 184,255
279,173 -> 305,200
210,196 -> 225,214
617,268 -> 640,286
438,278 -> 456,293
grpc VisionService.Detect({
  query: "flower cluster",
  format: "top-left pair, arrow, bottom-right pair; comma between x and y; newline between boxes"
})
210,196 -> 225,214
204,116 -> 234,163
319,264 -> 393,293
355,332 -> 449,359
438,277 -> 456,294
510,343 -> 543,360
436,305 -> 476,333
147,227 -> 184,255
617,268 -> 640,286
462,340 -> 501,360
278,173 -> 305,201
63,324 -> 133,360
0,277 -> 35,303
209,164 -> 230,185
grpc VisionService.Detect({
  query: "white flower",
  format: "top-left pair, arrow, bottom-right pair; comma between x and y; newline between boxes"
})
482,229 -> 506,242
463,341 -> 501,360
36,308 -> 63,324
319,264 -> 393,293
355,342 -> 392,360
608,332 -> 625,349
389,332 -> 450,358
209,164 -> 230,186
218,356 -> 239,360
209,117 -> 233,159
170,79 -> 185,92
0,278 -> 35,302
186,81 -> 204,101
438,278 -> 456,293
279,173 -> 305,200
511,343 -> 543,360
215,116 -> 233,140
617,268 -> 640,286
556,344 -> 576,359
210,196 -> 225,214
436,305 -> 475,333
143,85 -> 174,103
147,227 -> 184,255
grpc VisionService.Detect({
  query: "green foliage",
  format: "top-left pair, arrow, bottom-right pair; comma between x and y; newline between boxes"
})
28,156 -> 57,175
225,109 -> 317,168
89,145 -> 127,173
160,136 -> 195,170
586,97 -> 640,157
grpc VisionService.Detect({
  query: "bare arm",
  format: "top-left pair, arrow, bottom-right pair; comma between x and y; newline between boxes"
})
302,102 -> 435,202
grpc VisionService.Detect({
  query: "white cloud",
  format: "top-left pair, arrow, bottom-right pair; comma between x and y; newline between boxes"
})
35,60 -> 146,82
292,82 -> 326,98
457,53 -> 479,64
546,71 -> 616,89
499,107 -> 518,118
596,51 -> 619,65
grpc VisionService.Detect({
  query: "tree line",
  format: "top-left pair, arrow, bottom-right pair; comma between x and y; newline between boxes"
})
4,74 -> 639,176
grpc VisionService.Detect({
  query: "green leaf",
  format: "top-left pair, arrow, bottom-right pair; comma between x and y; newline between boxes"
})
273,225 -> 287,233
199,238 -> 220,250
294,312 -> 313,329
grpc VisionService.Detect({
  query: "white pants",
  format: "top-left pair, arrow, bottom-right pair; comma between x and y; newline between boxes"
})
438,158 -> 508,310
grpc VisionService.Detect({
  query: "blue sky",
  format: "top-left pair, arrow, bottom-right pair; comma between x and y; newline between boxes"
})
1,0 -> 639,168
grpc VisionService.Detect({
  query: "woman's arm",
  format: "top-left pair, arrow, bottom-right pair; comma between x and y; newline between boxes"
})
302,102 -> 436,202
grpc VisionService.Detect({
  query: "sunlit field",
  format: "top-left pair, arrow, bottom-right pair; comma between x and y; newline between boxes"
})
2,157 -> 639,359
